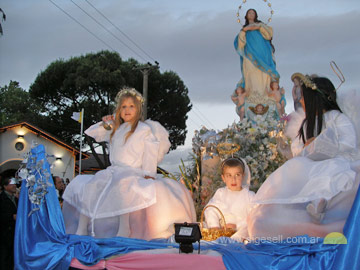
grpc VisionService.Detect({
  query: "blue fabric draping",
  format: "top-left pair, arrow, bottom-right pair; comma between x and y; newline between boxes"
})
211,237 -> 339,270
332,184 -> 360,270
234,28 -> 280,88
14,144 -> 71,270
14,144 -> 359,270
14,145 -> 177,270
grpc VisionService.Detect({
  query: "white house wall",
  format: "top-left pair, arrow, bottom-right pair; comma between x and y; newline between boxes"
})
0,126 -> 76,180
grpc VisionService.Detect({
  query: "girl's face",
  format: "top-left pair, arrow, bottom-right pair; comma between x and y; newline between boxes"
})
221,166 -> 244,191
120,97 -> 138,123
246,10 -> 256,22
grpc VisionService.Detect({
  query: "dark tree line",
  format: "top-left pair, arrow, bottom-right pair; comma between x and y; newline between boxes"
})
1,51 -> 192,169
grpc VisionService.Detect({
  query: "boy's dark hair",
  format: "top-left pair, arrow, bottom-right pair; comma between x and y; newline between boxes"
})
221,158 -> 245,174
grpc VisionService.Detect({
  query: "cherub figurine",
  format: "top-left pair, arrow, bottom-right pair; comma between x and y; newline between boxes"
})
231,86 -> 247,120
267,81 -> 286,116
249,103 -> 269,115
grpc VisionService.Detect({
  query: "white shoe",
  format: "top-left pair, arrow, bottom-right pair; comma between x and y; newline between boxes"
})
306,198 -> 327,224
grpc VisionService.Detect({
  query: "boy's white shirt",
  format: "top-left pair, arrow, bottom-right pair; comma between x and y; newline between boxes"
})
204,187 -> 255,232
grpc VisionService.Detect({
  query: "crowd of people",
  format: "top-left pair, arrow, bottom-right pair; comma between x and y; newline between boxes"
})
0,174 -> 69,269
0,176 -> 18,270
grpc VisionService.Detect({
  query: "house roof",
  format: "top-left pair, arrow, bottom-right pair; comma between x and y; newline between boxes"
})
0,122 -> 89,160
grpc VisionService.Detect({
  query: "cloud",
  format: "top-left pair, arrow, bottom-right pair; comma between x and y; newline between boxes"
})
1,1 -> 359,106
1,0 -> 359,156
159,146 -> 193,174
113,7 -> 360,104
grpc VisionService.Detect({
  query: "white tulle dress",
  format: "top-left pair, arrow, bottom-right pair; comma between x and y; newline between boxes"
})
248,107 -> 360,239
62,120 -> 196,240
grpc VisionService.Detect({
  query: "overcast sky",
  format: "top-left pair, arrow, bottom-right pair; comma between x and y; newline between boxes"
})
1,0 -> 359,173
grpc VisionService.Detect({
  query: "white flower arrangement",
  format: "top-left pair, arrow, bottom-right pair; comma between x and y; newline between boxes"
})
192,116 -> 289,195
164,116 -> 291,218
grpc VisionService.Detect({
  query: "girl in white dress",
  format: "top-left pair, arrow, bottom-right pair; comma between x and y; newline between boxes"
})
62,88 -> 196,240
248,74 -> 360,239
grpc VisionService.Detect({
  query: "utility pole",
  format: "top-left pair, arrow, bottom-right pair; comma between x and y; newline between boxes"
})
133,62 -> 159,119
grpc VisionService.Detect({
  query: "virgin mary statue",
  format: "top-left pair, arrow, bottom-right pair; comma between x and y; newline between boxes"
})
234,8 -> 280,110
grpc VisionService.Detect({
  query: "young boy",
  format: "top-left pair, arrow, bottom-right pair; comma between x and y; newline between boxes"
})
204,158 -> 255,240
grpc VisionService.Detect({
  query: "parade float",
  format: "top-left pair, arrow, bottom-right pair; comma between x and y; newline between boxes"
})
13,1 -> 360,269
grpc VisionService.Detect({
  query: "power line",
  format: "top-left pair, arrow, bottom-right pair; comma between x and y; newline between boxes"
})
187,117 -> 203,130
48,0 -> 116,51
50,0 -> 203,135
191,104 -> 217,130
70,0 -> 148,62
84,0 -> 157,63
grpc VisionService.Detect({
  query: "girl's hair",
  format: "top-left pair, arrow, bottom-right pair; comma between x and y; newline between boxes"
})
221,158 -> 245,175
243,9 -> 275,53
110,90 -> 144,142
298,76 -> 342,144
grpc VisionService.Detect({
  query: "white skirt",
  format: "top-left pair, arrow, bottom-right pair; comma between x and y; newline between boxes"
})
248,158 -> 360,239
63,166 -> 157,219
62,166 -> 196,239
253,156 -> 356,204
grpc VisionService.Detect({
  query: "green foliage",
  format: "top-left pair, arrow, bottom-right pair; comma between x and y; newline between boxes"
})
29,51 -> 191,157
0,81 -> 43,126
147,71 -> 192,149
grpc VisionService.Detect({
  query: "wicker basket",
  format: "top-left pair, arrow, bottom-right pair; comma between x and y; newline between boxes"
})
200,205 -> 236,241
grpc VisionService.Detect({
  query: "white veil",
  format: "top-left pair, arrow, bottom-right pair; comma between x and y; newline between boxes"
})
240,157 -> 251,188
337,89 -> 360,149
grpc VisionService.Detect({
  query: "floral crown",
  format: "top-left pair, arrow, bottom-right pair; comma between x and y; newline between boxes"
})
291,72 -> 337,103
291,73 -> 318,90
115,87 -> 145,105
